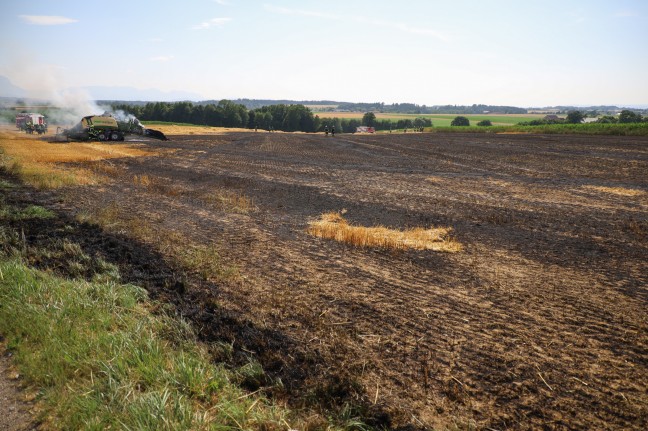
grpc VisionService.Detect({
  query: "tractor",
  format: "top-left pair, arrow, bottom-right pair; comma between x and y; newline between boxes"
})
56,113 -> 168,142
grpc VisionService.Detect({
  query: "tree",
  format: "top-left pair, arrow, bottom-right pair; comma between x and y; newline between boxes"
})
190,104 -> 205,125
254,111 -> 272,129
596,115 -> 617,124
281,105 -> 315,132
346,119 -> 361,133
332,117 -> 342,134
451,116 -> 470,126
396,119 -> 414,129
362,112 -> 376,127
413,117 -> 432,128
203,104 -> 222,127
247,110 -> 256,128
477,119 -> 492,127
218,100 -> 248,127
566,110 -> 585,124
618,109 -> 642,123
152,102 -> 171,122
171,102 -> 193,123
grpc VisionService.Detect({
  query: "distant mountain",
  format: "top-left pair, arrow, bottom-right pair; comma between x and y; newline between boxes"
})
81,86 -> 202,102
0,76 -> 27,98
0,75 -> 201,102
228,99 -> 339,110
1,76 -> 644,111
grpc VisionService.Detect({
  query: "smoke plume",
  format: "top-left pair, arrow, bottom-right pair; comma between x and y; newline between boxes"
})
3,56 -> 104,125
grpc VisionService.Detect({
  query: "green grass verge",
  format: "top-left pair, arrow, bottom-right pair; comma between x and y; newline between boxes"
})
0,204 -> 55,220
403,114 -> 542,126
0,257 -> 292,430
0,189 -> 292,431
140,121 -> 201,127
0,179 -> 367,430
319,113 -> 544,126
425,122 -> 648,136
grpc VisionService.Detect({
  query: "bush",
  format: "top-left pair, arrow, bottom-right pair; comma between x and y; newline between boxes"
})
618,109 -> 642,124
451,116 -> 470,126
596,115 -> 618,124
566,110 -> 585,124
477,120 -> 492,127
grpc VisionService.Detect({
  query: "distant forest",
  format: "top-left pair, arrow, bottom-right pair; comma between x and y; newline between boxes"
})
111,100 -> 433,133
227,100 -> 528,114
110,99 -> 648,133
335,102 -> 527,115
108,99 -> 528,115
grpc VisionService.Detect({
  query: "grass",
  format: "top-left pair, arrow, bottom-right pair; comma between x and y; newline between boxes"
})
199,189 -> 257,214
307,211 -> 462,252
0,176 -> 370,430
76,203 -> 242,283
131,173 -> 256,214
133,174 -> 182,196
316,113 -> 648,135
175,243 -> 241,282
0,129 -> 155,189
2,156 -> 91,189
142,122 -> 250,136
0,257 -> 291,430
142,121 -> 199,127
0,204 -> 55,220
426,122 -> 648,136
0,193 -> 292,430
318,112 -> 544,126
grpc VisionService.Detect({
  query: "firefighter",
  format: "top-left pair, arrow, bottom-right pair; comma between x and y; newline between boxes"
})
331,126 -> 335,136
324,125 -> 329,136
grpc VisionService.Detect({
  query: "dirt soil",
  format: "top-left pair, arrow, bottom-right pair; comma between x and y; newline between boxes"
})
0,344 -> 38,431
9,131 -> 648,430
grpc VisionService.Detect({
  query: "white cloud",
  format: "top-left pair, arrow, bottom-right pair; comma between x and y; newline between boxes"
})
192,17 -> 232,30
213,0 -> 230,4
19,15 -> 78,25
149,55 -> 174,62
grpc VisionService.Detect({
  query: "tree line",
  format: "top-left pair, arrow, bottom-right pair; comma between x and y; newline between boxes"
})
330,102 -> 527,115
110,101 -> 648,133
517,109 -> 647,126
111,101 -> 433,133
111,100 -> 321,131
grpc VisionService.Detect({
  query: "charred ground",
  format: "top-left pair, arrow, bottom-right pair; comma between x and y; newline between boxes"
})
6,131 -> 648,430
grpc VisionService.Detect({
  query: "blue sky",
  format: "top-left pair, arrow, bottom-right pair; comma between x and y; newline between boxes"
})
1,0 -> 647,107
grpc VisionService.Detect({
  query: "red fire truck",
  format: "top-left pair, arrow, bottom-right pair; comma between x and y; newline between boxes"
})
16,113 -> 47,134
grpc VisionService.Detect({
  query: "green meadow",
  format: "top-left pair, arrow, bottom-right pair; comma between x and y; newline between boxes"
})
314,112 -> 547,127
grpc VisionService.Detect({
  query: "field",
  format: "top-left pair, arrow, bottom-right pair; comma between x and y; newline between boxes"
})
1,126 -> 647,429
313,112 -> 546,126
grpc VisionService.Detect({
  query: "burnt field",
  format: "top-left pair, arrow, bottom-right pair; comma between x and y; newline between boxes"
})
33,131 -> 648,429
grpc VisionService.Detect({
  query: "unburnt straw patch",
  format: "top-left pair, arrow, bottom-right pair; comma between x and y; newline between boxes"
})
307,212 -> 462,252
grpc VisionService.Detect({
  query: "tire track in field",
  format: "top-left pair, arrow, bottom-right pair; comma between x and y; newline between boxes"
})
64,131 -> 648,430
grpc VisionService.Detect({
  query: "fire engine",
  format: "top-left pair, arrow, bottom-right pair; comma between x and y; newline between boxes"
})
16,113 -> 47,135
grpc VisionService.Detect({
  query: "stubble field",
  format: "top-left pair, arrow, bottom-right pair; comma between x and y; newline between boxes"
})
4,128 -> 647,430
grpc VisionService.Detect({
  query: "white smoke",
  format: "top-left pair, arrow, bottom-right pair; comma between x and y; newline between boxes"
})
48,88 -> 104,125
108,109 -> 138,123
2,57 -> 150,129
2,56 -> 103,125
